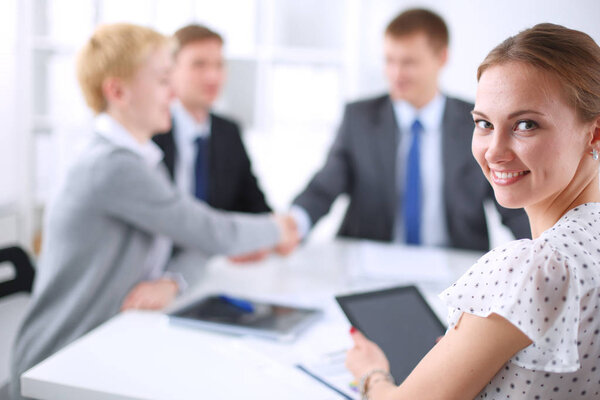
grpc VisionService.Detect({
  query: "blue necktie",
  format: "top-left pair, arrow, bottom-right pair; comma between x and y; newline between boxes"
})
404,119 -> 423,245
194,136 -> 209,201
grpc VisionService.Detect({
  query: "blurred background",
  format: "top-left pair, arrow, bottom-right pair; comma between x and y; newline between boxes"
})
1,0 -> 600,253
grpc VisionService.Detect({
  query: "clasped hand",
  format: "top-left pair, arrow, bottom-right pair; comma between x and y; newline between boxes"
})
229,214 -> 300,263
120,278 -> 179,311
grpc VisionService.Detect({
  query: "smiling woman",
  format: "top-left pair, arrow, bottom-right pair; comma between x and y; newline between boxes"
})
471,63 -> 591,216
472,25 -> 600,237
345,23 -> 600,400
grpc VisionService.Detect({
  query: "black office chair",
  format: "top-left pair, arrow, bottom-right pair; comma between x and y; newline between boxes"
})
0,246 -> 35,297
0,246 -> 35,395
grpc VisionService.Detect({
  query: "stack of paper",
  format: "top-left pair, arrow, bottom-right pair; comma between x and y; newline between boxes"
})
348,242 -> 452,282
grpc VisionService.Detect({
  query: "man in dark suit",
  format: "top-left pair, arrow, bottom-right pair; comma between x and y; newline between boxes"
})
154,24 -> 270,215
289,8 -> 530,251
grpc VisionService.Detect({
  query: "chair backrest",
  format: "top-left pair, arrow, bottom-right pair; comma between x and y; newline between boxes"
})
0,246 -> 35,298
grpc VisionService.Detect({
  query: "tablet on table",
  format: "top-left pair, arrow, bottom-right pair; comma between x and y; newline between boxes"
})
170,294 -> 322,342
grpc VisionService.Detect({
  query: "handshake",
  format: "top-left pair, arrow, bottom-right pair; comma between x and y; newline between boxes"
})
228,214 -> 301,263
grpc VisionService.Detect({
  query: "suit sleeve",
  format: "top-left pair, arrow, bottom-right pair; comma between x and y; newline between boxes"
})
231,125 -> 272,213
292,105 -> 353,226
91,150 -> 280,257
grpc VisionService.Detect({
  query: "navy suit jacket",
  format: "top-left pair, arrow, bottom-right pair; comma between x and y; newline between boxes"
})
153,113 -> 271,213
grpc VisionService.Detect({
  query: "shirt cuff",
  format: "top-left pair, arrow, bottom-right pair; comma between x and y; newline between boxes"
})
161,271 -> 188,294
289,205 -> 312,240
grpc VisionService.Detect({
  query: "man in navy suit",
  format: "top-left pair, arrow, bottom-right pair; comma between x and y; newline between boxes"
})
154,24 -> 275,262
154,24 -> 270,215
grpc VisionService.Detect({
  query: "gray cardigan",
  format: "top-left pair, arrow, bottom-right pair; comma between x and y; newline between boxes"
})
10,135 -> 279,400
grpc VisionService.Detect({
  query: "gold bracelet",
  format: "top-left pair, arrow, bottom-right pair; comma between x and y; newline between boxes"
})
359,369 -> 394,400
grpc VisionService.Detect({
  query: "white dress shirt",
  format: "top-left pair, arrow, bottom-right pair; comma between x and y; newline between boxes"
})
393,93 -> 448,246
170,100 -> 212,196
94,113 -> 182,288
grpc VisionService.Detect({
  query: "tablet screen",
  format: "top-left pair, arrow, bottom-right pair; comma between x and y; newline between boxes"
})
170,295 -> 321,340
336,285 -> 446,384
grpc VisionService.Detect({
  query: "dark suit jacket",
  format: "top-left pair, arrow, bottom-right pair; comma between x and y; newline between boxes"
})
293,94 -> 531,251
153,113 -> 271,213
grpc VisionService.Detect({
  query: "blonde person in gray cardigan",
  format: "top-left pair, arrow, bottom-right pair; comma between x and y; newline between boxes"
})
9,23 -> 298,400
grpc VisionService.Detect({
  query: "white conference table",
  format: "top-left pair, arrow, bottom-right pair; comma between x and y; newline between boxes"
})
21,239 -> 483,400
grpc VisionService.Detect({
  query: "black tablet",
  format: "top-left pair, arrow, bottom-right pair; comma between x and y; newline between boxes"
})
335,285 -> 446,384
169,294 -> 322,341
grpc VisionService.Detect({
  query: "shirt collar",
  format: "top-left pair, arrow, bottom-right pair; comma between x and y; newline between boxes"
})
94,113 -> 164,167
394,93 -> 446,133
171,100 -> 211,143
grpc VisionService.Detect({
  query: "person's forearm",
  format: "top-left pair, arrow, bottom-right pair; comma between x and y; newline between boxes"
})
366,379 -> 399,400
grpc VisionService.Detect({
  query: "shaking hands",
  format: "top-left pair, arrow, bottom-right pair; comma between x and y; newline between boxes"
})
228,213 -> 301,263
274,213 -> 301,255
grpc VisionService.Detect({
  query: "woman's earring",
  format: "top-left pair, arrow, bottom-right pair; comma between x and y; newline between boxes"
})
592,149 -> 599,161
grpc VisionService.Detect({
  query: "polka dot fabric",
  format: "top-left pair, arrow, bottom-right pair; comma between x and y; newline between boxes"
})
440,203 -> 600,399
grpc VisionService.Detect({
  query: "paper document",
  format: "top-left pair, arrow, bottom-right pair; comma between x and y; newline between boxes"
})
349,242 -> 452,282
297,349 -> 359,399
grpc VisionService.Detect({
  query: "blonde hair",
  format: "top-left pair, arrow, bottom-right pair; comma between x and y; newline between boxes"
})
76,23 -> 170,114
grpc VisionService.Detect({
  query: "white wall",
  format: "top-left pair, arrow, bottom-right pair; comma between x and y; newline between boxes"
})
0,0 -> 24,248
0,0 -> 18,208
354,0 -> 600,103
359,0 -> 600,101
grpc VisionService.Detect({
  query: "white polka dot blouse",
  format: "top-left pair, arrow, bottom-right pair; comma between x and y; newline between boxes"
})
440,202 -> 600,399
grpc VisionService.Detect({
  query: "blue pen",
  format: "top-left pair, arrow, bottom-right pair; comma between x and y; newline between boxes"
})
219,295 -> 255,313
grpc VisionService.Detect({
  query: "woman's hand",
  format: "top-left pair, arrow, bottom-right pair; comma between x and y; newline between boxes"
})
345,327 -> 391,380
120,279 -> 179,311
228,249 -> 270,263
